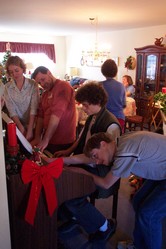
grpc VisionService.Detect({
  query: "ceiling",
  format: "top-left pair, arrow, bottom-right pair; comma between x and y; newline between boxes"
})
0,0 -> 166,36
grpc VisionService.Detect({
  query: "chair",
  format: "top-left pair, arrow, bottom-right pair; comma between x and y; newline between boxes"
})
89,178 -> 121,220
124,96 -> 154,132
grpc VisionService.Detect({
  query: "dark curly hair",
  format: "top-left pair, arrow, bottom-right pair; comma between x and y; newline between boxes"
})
6,56 -> 26,75
75,81 -> 108,107
101,59 -> 117,78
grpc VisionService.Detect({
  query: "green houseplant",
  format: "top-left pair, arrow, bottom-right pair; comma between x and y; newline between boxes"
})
154,92 -> 166,115
154,92 -> 166,135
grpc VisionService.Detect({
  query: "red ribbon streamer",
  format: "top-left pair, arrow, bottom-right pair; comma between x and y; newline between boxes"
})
21,158 -> 63,225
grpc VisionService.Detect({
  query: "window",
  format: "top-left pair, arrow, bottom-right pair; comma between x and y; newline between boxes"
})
0,42 -> 56,76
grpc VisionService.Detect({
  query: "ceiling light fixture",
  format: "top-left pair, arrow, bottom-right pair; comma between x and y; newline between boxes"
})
80,17 -> 111,67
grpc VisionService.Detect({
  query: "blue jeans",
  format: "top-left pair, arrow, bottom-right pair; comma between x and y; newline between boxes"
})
58,164 -> 117,234
60,196 -> 106,234
132,179 -> 166,249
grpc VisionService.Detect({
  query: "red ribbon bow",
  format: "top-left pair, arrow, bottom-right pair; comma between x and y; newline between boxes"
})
21,158 -> 63,225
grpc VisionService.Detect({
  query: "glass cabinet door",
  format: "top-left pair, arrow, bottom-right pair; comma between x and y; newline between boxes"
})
135,45 -> 166,101
135,54 -> 143,96
144,54 -> 157,95
159,54 -> 166,92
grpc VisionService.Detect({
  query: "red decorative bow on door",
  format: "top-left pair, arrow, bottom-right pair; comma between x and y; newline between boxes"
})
21,158 -> 63,225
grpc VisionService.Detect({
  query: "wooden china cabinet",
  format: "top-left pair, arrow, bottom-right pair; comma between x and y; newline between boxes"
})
134,45 -> 166,115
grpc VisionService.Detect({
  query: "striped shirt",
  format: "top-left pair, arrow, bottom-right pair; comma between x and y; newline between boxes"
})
4,77 -> 39,126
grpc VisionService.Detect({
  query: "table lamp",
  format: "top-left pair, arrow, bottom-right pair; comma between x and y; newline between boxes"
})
69,67 -> 78,79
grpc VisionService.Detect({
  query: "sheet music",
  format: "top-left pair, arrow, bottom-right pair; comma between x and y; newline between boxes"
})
2,111 -> 33,154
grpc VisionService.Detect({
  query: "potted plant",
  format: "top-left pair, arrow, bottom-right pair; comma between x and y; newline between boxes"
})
154,92 -> 166,134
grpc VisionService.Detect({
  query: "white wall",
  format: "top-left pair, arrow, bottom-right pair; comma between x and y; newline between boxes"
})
65,24 -> 166,83
1,25 -> 166,81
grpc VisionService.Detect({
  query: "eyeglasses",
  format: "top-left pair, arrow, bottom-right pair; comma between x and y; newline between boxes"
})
90,153 -> 98,160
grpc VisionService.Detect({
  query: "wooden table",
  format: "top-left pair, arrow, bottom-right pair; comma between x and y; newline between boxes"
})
151,104 -> 162,130
7,169 -> 95,249
159,110 -> 166,135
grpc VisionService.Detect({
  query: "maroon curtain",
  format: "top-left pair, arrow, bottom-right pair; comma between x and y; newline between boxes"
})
0,42 -> 56,63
